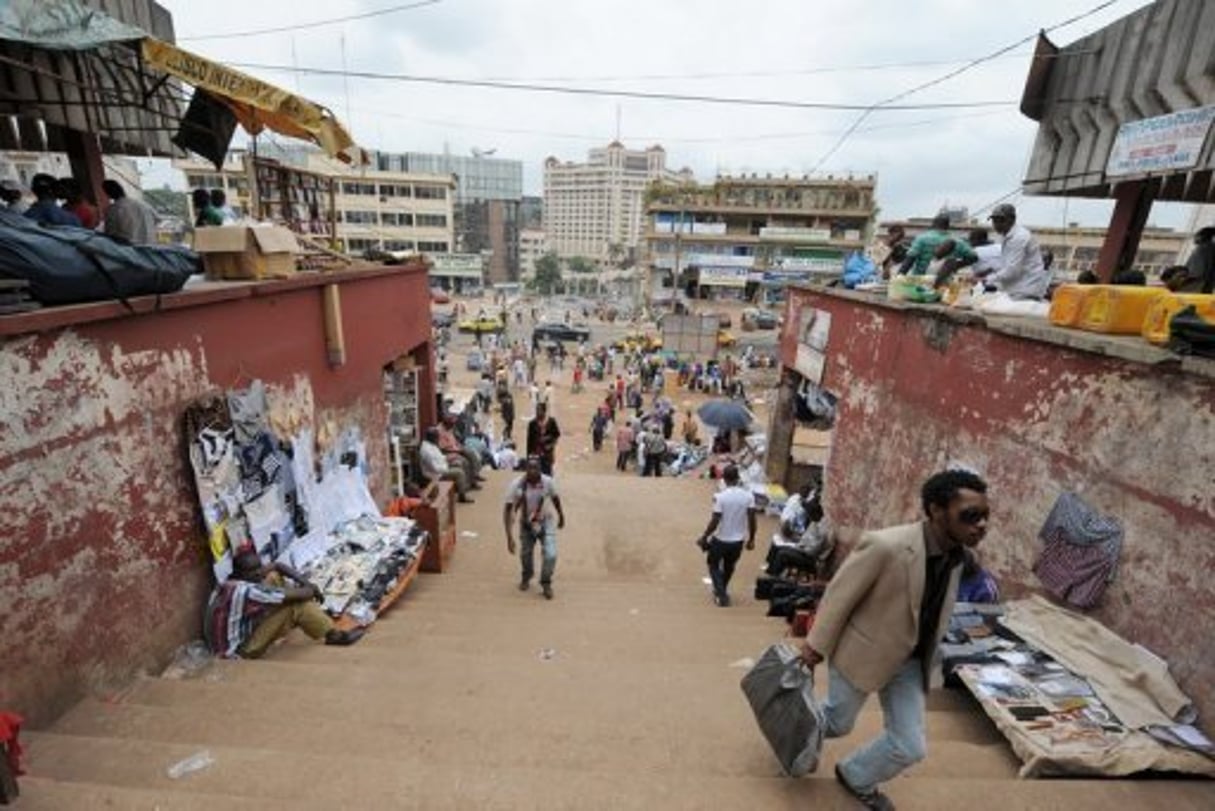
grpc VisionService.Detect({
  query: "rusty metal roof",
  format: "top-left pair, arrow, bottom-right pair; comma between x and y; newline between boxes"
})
0,0 -> 182,157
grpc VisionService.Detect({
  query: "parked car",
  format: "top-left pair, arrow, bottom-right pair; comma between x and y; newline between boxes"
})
533,322 -> 591,343
612,332 -> 663,353
458,315 -> 505,334
466,349 -> 485,371
717,329 -> 738,348
432,310 -> 455,328
753,309 -> 779,329
430,288 -> 451,304
710,312 -> 732,328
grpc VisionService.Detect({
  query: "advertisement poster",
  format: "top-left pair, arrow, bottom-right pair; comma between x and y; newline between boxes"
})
794,306 -> 832,384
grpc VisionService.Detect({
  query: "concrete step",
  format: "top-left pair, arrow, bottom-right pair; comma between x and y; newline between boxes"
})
13,775 -> 268,810
49,694 -> 1014,779
155,656 -> 982,715
22,732 -> 1215,811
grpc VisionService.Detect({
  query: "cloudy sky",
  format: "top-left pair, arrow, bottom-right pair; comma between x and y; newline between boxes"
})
151,0 -> 1200,229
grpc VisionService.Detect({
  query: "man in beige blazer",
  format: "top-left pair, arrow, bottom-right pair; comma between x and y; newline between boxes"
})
802,470 -> 990,811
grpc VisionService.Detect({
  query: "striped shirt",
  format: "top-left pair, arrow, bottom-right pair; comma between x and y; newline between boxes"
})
204,579 -> 286,657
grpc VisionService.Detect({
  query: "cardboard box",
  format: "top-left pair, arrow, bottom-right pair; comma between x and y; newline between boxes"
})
193,225 -> 299,280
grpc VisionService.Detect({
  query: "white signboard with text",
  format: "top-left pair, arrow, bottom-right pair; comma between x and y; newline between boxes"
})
1106,106 -> 1215,177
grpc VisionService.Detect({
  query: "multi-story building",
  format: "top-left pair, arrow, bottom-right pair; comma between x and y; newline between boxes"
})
879,217 -> 1189,281
520,195 -> 543,229
518,227 -> 549,282
173,150 -> 456,256
370,150 -> 523,281
544,142 -> 694,263
644,173 -> 878,303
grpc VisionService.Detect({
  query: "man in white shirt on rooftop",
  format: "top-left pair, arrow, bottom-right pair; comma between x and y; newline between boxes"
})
983,203 -> 1051,300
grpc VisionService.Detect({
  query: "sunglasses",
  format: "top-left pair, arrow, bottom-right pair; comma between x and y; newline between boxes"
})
958,508 -> 989,525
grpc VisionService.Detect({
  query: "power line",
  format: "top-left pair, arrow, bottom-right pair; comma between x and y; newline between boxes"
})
473,54 -> 1032,84
808,0 -> 1125,172
230,62 -> 1017,112
178,0 -> 442,41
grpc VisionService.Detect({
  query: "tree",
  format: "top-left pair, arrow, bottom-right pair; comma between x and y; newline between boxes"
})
143,188 -> 189,219
567,255 -> 596,274
534,253 -> 563,295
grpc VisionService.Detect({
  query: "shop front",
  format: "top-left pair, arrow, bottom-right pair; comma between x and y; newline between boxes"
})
695,265 -> 750,301
429,253 -> 485,294
0,265 -> 438,725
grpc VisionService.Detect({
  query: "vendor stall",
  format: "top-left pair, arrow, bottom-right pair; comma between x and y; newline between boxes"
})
944,597 -> 1214,778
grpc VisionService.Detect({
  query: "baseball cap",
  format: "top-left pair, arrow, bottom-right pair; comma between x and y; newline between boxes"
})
988,203 -> 1016,220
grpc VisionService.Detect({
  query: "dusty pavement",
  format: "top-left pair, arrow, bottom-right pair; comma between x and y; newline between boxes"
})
19,299 -> 1215,809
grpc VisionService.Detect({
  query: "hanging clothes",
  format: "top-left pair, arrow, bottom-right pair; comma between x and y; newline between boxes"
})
1033,491 -> 1123,609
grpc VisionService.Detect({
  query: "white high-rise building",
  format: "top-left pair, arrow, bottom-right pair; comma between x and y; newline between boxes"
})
543,142 -> 692,263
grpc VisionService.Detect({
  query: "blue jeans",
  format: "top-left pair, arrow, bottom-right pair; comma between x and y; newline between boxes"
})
823,659 -> 926,793
519,520 -> 557,586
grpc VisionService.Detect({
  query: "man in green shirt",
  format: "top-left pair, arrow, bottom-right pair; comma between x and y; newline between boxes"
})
898,214 -> 958,275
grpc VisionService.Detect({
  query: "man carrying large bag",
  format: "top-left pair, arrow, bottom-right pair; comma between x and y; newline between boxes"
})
797,470 -> 990,810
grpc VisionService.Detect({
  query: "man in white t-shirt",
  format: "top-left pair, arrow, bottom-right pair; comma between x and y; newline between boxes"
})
503,456 -> 566,599
696,465 -> 757,606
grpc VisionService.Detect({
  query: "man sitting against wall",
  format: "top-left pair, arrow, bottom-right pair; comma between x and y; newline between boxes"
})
204,551 -> 363,659
437,415 -> 485,485
420,426 -> 476,503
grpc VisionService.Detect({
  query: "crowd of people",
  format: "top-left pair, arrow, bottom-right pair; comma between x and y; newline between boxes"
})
2,172 -> 159,245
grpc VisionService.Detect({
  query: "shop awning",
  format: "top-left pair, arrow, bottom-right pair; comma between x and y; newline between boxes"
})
141,38 -> 363,166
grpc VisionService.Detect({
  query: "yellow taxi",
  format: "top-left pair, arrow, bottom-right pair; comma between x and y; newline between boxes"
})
457,315 -> 505,334
612,332 -> 663,353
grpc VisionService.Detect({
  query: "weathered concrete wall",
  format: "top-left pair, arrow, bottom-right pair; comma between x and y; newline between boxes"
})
779,287 -> 1215,724
0,266 -> 435,726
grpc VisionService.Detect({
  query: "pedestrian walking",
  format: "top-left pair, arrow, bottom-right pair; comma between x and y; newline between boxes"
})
642,426 -> 667,477
695,465 -> 756,606
615,420 -> 634,472
800,469 -> 989,811
500,390 -> 516,442
525,402 -> 561,477
504,456 -> 566,600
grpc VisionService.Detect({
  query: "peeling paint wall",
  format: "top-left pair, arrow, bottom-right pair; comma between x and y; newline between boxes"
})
780,288 -> 1215,723
0,268 -> 434,725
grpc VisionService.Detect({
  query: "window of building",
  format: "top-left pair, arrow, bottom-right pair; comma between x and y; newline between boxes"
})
383,240 -> 415,251
345,238 -> 381,253
417,213 -> 448,228
342,210 -> 378,224
380,212 -> 415,227
341,181 -> 376,196
414,185 -> 447,200
417,241 -> 449,252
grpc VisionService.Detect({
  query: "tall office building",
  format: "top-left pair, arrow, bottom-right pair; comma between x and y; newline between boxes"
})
543,142 -> 693,263
371,151 -> 523,282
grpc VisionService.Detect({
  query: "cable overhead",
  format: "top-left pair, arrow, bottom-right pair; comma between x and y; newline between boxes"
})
230,62 -> 1016,112
179,0 -> 442,41
808,0 -> 1125,172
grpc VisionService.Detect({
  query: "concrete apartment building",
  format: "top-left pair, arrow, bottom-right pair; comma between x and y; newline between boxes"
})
372,151 -> 524,285
880,215 -> 1190,281
174,150 -> 456,256
544,142 -> 694,264
644,172 -> 879,303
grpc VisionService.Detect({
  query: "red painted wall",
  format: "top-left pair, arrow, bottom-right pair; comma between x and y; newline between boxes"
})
780,287 -> 1215,723
0,266 -> 434,725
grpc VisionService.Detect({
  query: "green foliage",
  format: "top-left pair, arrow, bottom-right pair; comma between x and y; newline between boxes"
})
534,253 -> 563,294
143,188 -> 189,219
567,255 -> 596,274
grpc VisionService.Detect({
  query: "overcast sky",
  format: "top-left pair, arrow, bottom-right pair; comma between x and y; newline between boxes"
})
149,0 -> 1202,230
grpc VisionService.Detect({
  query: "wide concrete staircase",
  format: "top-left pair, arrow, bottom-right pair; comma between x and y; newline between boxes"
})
17,473 -> 1215,809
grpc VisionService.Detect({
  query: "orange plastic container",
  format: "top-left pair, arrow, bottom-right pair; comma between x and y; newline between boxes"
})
1049,284 -> 1098,327
1141,293 -> 1215,345
1079,286 -> 1167,334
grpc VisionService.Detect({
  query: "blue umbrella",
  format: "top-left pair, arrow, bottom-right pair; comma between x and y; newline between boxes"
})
697,399 -> 754,431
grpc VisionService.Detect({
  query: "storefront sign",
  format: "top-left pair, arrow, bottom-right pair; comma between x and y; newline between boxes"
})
430,253 -> 484,278
794,306 -> 832,384
697,266 -> 749,287
760,226 -> 831,242
778,254 -> 842,273
1107,106 -> 1215,177
688,253 -> 755,268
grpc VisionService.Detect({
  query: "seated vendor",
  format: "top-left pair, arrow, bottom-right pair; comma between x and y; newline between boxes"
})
930,237 -> 979,287
204,550 -> 363,659
438,416 -> 484,483
421,426 -> 476,503
766,496 -> 834,578
957,549 -> 1000,603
